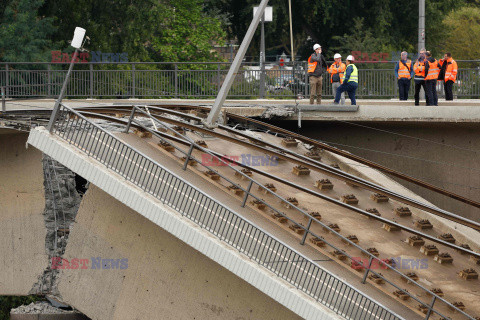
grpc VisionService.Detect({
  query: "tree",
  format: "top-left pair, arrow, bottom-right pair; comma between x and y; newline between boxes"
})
151,0 -> 226,66
39,0 -> 226,67
442,6 -> 480,59
0,0 -> 56,62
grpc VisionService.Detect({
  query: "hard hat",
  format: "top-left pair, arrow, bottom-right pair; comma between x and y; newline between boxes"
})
313,44 -> 321,50
334,53 -> 341,59
346,55 -> 354,61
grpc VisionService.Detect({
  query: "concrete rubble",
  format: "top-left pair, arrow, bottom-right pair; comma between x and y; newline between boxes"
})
11,302 -> 72,314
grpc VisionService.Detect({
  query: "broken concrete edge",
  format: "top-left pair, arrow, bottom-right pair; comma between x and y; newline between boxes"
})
27,127 -> 355,320
29,156 -> 84,299
323,148 -> 480,252
283,105 -> 480,122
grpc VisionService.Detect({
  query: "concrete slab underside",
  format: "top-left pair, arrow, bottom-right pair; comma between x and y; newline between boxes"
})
59,185 -> 305,320
0,129 -> 48,295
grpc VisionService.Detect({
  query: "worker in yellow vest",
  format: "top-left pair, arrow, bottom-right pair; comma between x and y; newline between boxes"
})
395,51 -> 414,100
334,55 -> 358,105
327,53 -> 346,105
307,44 -> 327,104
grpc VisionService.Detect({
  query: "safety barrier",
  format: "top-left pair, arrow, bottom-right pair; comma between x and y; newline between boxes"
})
48,102 -> 404,320
2,61 -> 479,99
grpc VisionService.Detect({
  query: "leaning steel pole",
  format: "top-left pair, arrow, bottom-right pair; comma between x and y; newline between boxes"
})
205,0 -> 269,127
47,48 -> 79,132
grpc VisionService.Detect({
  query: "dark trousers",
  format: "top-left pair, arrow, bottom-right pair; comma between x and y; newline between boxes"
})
444,80 -> 454,100
398,78 -> 411,100
425,80 -> 438,106
414,80 -> 429,106
335,81 -> 358,105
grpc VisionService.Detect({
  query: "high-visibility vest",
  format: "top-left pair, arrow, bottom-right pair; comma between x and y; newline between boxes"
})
440,58 -> 458,82
425,59 -> 439,80
328,62 -> 346,83
398,60 -> 412,79
345,64 -> 358,83
307,56 -> 317,73
414,61 -> 426,78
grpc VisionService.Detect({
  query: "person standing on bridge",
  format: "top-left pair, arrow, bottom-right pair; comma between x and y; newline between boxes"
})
307,44 -> 327,105
395,51 -> 414,101
333,55 -> 358,105
413,48 -> 429,106
438,52 -> 458,101
327,53 -> 346,105
424,51 -> 439,106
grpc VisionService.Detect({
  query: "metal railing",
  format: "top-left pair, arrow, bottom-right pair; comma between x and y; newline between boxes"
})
119,106 -> 474,320
48,102 -> 403,320
2,61 -> 480,99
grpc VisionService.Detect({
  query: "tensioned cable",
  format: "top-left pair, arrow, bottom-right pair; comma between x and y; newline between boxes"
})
319,140 -> 480,172
344,162 -> 480,190
333,119 -> 479,154
232,124 -> 480,190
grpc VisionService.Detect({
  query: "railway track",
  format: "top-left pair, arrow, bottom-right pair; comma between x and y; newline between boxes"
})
76,106 -> 480,258
77,105 -> 480,233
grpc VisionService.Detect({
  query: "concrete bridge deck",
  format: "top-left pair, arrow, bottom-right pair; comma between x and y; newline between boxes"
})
3,98 -> 480,123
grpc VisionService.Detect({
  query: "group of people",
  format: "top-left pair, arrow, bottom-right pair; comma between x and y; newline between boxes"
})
306,43 -> 458,106
395,49 -> 458,106
307,44 -> 358,105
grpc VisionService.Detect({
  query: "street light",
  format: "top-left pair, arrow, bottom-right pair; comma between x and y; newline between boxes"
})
47,27 -> 87,132
253,6 -> 272,99
418,0 -> 425,52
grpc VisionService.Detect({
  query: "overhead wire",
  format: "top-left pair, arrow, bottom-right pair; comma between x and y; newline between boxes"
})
333,119 -> 479,154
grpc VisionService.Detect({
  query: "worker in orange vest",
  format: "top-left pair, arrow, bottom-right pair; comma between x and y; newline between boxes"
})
424,51 -> 439,106
413,48 -> 429,106
327,53 -> 346,105
395,51 -> 414,100
438,52 -> 458,100
307,44 -> 327,104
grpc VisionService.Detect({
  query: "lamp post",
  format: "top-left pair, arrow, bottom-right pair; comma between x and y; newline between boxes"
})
418,0 -> 425,52
254,6 -> 272,99
418,0 -> 425,101
47,27 -> 86,132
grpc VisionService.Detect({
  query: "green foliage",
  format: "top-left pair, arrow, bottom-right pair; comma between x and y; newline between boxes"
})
0,0 -> 56,62
38,0 -> 226,67
206,0 -> 474,61
151,0 -> 226,67
0,296 -> 42,320
442,6 -> 480,59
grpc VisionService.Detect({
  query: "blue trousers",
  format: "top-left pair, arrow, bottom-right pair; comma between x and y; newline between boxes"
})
335,81 -> 358,105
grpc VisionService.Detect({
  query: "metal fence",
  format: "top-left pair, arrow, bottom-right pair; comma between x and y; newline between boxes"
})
2,61 -> 480,99
49,102 -> 403,320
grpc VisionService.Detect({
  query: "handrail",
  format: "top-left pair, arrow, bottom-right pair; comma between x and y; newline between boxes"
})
48,103 -> 404,320
121,107 -> 474,320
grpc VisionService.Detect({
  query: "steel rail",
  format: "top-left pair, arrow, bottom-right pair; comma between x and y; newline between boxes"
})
133,104 -> 480,210
79,110 -> 480,258
228,112 -> 480,209
77,105 -> 480,232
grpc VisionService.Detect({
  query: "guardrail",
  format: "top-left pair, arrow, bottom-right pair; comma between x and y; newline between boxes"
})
49,102 -> 403,320
2,61 -> 480,99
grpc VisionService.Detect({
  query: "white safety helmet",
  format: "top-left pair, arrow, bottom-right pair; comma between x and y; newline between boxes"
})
346,55 -> 354,61
313,44 -> 321,50
334,53 -> 341,59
